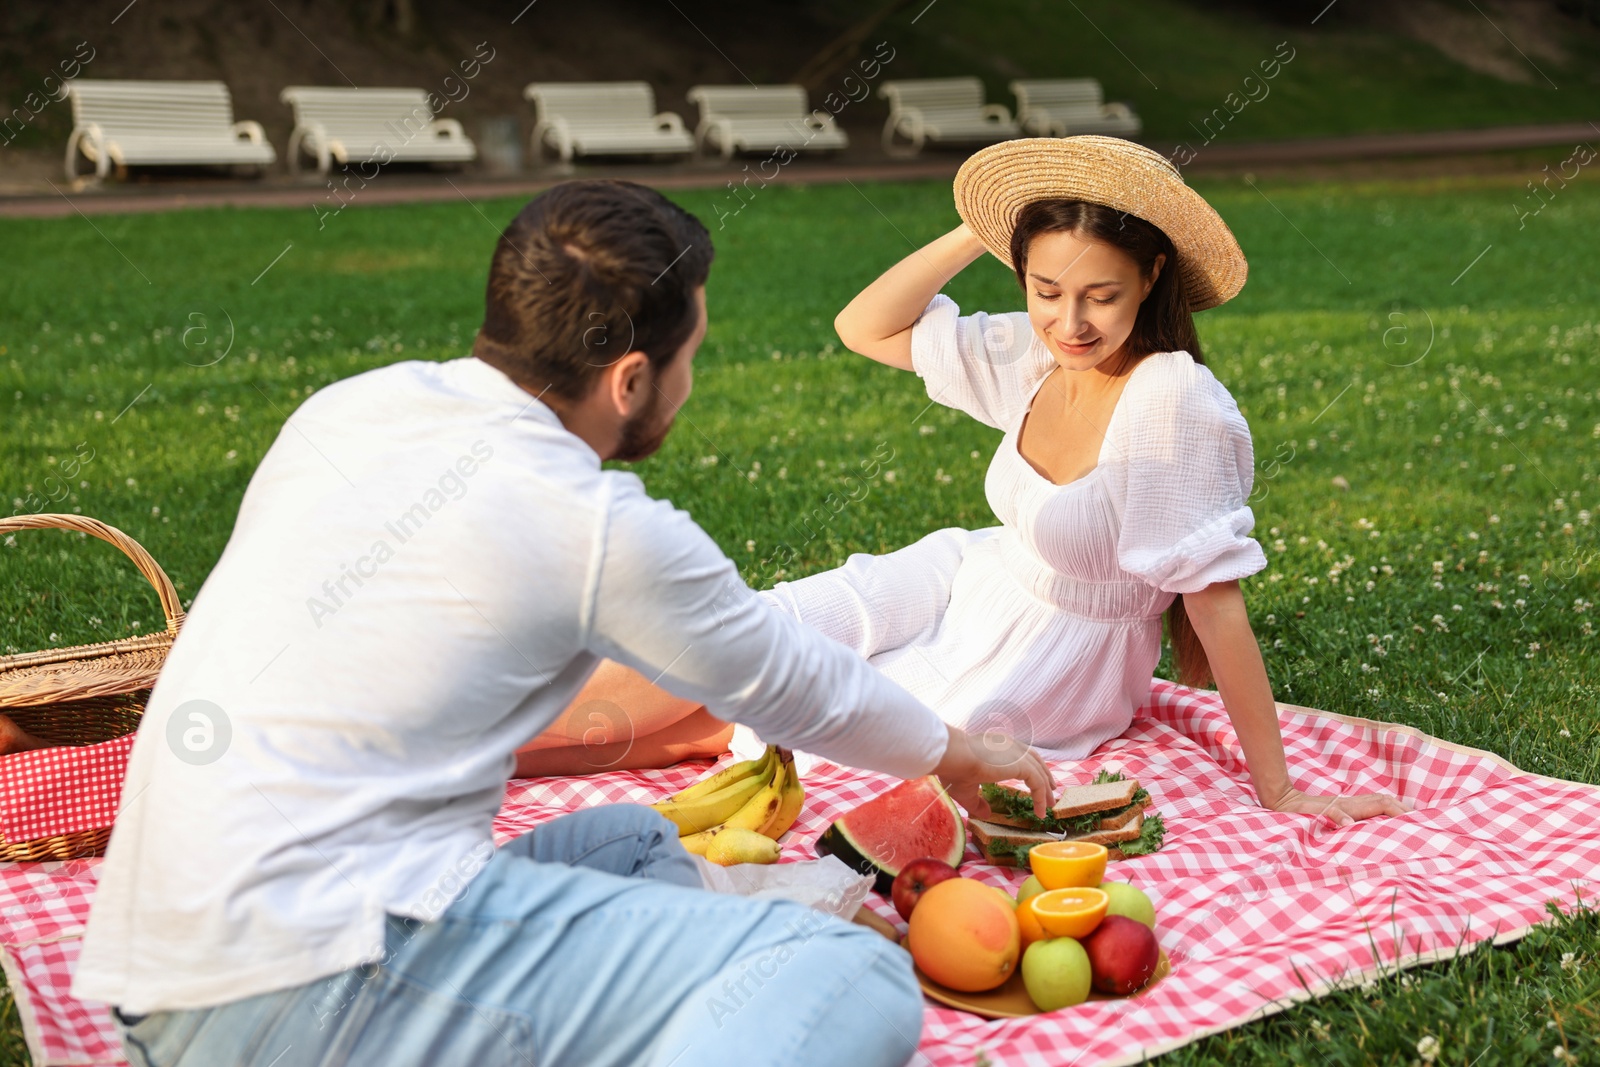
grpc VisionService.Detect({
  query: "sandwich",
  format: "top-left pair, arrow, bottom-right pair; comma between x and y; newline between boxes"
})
968,771 -> 1165,866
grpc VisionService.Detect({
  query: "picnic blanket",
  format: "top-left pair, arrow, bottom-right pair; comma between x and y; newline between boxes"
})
3,679 -> 1596,1067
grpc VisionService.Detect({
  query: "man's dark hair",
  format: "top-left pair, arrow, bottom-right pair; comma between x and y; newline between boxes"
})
473,180 -> 714,401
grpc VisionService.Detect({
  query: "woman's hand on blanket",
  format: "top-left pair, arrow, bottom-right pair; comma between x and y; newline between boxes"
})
1265,786 -> 1411,827
934,724 -> 1055,820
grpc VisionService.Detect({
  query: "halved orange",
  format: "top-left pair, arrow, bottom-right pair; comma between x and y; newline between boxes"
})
1015,895 -> 1049,945
1028,840 -> 1108,890
1029,887 -> 1109,939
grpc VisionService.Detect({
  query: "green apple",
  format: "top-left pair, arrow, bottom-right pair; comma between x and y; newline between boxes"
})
1016,874 -> 1046,904
1100,881 -> 1157,929
1021,937 -> 1093,1011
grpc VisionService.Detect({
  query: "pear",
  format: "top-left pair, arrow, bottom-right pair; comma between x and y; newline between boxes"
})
705,827 -> 780,866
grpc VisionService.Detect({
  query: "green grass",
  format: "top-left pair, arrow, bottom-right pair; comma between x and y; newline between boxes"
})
1,169 -> 1597,1064
831,0 -> 1600,143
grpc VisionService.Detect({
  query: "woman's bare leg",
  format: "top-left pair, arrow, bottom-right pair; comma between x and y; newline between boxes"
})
514,659 -> 733,778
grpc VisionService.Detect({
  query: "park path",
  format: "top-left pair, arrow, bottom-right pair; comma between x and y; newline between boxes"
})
0,120 -> 1594,220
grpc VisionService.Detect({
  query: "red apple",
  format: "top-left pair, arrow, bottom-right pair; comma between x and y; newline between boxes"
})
1081,914 -> 1160,995
890,857 -> 960,921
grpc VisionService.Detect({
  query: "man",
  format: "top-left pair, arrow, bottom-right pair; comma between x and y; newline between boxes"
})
75,180 -> 1051,1067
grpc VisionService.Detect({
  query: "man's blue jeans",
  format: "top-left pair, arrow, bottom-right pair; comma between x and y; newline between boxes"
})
113,805 -> 924,1067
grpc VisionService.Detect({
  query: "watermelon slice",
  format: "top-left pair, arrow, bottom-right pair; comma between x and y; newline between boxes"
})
814,775 -> 965,894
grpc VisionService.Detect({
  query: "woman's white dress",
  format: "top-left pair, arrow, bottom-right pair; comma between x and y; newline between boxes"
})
736,294 -> 1268,762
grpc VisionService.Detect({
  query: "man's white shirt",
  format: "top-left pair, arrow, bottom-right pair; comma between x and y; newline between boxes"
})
73,356 -> 948,1014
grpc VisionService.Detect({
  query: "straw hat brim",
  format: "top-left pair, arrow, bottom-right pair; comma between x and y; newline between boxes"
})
953,136 -> 1247,312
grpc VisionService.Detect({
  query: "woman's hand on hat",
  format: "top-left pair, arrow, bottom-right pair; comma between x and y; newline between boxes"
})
934,723 -> 1054,819
1264,785 -> 1411,827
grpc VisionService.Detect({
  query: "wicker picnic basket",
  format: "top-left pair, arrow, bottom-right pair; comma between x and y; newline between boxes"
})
0,513 -> 185,860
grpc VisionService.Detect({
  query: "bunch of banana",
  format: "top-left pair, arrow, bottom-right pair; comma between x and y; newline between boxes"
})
650,745 -> 806,864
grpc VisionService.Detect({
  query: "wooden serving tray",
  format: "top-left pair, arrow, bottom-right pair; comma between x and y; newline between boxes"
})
915,949 -> 1170,1019
848,906 -> 1169,1019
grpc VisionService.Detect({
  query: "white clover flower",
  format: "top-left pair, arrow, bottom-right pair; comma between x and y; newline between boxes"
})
1416,1035 -> 1440,1063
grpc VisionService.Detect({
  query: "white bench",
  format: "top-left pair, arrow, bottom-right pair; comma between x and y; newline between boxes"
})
63,80 -> 276,181
280,87 -> 477,176
684,85 -> 848,160
1011,79 -> 1142,138
522,82 -> 693,165
877,77 -> 1019,158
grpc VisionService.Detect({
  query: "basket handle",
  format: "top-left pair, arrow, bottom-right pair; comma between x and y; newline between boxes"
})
0,513 -> 185,636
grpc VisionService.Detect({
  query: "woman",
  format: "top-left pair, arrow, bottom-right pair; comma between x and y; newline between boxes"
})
522,137 -> 1404,826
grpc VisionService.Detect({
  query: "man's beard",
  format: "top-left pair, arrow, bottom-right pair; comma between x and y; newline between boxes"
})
612,386 -> 676,462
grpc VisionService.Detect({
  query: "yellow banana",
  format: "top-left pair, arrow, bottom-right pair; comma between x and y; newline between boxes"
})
652,755 -> 776,835
663,746 -> 775,805
723,756 -> 785,833
680,827 -> 718,856
761,750 -> 805,841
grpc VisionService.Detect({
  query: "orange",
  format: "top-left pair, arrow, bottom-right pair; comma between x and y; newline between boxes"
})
1028,840 -> 1108,890
1029,887 -> 1109,939
906,877 -> 1022,992
1015,895 -> 1049,946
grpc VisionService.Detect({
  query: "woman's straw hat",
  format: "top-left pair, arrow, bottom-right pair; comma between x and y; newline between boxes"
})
953,136 -> 1248,311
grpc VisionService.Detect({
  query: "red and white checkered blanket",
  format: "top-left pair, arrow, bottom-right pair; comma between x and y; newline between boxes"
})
3,680 -> 1595,1067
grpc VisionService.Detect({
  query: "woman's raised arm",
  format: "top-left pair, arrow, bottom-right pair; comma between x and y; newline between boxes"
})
834,222 -> 990,371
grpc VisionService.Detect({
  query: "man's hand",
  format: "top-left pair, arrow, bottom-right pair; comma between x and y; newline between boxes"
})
933,724 -> 1054,820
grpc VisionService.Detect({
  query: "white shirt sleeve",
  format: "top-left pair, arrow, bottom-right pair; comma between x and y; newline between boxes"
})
1112,354 -> 1268,594
909,294 -> 1055,431
585,475 -> 950,779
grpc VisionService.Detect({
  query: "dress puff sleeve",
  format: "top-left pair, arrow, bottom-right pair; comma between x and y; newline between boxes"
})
1111,353 -> 1268,595
908,294 -> 1057,431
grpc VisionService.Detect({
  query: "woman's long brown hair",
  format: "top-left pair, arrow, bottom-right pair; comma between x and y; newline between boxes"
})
1009,198 -> 1214,689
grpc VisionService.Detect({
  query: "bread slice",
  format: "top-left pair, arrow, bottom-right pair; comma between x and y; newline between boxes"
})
986,797 -> 1147,834
1048,779 -> 1140,820
1071,813 -> 1144,847
981,779 -> 1142,832
967,819 -> 1058,867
